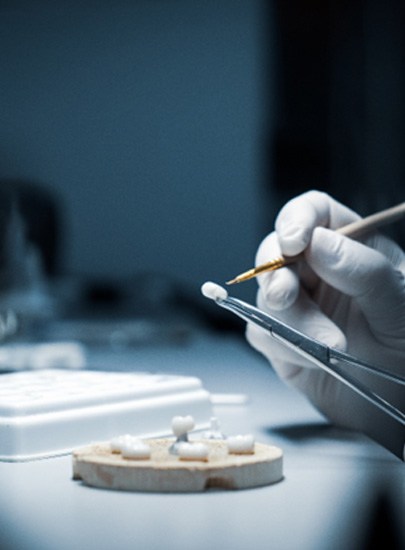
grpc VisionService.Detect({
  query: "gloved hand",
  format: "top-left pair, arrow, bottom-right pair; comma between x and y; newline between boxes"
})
246,190 -> 405,432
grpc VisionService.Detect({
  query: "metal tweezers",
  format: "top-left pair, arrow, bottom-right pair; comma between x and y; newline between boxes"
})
214,292 -> 405,460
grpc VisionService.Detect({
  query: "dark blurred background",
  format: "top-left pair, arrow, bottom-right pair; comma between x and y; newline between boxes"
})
270,0 -> 404,246
0,0 -> 403,332
0,0 -> 269,302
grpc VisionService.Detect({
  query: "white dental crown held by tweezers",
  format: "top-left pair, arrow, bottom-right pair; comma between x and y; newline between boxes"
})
201,282 -> 405,461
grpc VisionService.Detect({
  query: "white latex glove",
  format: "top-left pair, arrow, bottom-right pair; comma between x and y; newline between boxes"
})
246,191 -> 405,440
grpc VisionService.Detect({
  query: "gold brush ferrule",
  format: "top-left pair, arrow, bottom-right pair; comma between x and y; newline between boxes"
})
226,256 -> 287,285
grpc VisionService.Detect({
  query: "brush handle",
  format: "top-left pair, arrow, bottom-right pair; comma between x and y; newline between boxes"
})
281,202 -> 405,265
337,202 -> 405,238
228,201 -> 405,284
283,201 -> 405,266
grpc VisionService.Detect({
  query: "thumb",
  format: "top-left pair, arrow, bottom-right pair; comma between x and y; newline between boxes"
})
307,227 -> 405,343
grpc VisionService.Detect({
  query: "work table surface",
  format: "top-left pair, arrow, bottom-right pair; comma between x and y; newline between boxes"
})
0,331 -> 403,550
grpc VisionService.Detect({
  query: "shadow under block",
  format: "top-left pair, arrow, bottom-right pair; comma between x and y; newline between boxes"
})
72,438 -> 283,492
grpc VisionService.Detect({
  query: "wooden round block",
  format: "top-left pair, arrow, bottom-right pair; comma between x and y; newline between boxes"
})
72,438 -> 283,492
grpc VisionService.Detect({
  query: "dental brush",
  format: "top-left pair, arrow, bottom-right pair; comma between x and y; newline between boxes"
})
226,201 -> 405,285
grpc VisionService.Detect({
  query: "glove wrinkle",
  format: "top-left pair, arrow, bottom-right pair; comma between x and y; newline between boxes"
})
246,191 -> 405,451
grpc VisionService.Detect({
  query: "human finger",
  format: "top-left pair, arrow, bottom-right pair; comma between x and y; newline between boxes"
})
307,227 -> 405,343
275,190 -> 359,257
254,232 -> 300,311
